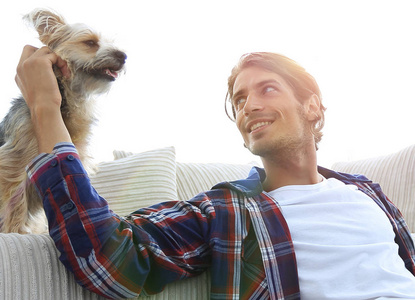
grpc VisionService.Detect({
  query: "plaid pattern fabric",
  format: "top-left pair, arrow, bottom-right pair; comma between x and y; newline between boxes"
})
26,143 -> 415,299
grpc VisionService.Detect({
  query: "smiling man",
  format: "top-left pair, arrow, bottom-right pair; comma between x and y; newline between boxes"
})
224,52 -> 415,299
229,61 -> 323,191
16,48 -> 415,299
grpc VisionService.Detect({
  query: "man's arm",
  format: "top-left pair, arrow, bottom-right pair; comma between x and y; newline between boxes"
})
26,145 -> 212,297
18,46 -> 213,298
15,45 -> 71,153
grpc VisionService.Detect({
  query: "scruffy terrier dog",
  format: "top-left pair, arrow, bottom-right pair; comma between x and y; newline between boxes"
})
0,8 -> 126,234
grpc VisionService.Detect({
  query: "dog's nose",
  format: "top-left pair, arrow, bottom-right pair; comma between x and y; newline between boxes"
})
114,51 -> 127,63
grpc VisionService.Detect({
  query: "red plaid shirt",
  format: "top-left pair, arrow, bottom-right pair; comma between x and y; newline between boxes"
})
27,143 -> 415,299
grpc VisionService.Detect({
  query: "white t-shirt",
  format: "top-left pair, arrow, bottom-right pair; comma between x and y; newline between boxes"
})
268,177 -> 415,300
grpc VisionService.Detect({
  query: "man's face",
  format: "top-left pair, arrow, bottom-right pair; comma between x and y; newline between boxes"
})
232,66 -> 312,159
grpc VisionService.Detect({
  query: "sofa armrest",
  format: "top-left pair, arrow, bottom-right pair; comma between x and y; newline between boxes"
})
0,233 -> 211,299
0,233 -> 105,299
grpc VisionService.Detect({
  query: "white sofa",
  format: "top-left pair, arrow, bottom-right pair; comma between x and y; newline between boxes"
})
0,145 -> 414,300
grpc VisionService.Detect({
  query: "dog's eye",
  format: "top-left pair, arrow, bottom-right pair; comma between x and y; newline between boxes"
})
83,40 -> 98,47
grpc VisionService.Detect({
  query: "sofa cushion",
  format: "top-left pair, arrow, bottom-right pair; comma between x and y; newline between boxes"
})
331,144 -> 415,232
176,162 -> 256,201
90,147 -> 177,217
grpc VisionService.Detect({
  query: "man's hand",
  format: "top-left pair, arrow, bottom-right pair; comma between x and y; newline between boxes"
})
15,45 -> 72,153
15,45 -> 70,109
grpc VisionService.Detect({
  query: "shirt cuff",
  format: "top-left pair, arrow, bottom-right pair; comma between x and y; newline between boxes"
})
25,142 -> 84,199
26,142 -> 79,180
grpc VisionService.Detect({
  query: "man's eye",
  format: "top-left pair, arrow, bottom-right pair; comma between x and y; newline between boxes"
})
234,98 -> 246,111
264,86 -> 276,93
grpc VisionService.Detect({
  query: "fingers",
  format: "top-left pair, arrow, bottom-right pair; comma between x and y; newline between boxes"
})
17,45 -> 70,79
15,45 -> 64,109
17,45 -> 39,66
37,47 -> 71,79
55,56 -> 71,78
16,45 -> 39,84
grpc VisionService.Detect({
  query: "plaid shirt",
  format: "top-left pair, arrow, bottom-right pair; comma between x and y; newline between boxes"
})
27,143 -> 415,299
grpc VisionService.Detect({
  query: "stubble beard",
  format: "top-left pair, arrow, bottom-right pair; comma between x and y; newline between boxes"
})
246,108 -> 312,165
248,134 -> 310,165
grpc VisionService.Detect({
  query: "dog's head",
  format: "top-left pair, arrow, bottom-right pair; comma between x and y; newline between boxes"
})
24,8 -> 126,96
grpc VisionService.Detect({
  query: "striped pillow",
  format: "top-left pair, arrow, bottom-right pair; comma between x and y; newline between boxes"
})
90,147 -> 177,217
332,144 -> 415,232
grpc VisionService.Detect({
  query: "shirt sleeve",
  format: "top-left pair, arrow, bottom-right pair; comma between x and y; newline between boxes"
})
26,142 -> 214,299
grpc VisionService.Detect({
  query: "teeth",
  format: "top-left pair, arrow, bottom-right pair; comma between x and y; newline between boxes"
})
105,69 -> 118,78
250,121 -> 271,132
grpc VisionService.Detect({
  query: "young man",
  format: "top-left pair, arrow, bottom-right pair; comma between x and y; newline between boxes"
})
16,47 -> 415,299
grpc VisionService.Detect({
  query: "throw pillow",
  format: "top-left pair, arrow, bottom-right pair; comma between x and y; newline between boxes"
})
90,147 -> 177,216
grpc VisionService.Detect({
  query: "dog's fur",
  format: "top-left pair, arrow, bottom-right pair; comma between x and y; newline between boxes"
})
0,8 -> 126,233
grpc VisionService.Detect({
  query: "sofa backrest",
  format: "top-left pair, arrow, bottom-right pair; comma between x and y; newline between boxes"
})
176,161 -> 255,201
332,144 -> 415,232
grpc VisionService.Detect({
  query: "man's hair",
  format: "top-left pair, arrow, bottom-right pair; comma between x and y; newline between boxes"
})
225,52 -> 326,149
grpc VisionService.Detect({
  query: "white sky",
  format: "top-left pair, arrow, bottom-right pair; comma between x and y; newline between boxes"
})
1,0 -> 414,168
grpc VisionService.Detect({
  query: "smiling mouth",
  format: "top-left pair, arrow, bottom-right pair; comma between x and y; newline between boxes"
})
249,121 -> 272,133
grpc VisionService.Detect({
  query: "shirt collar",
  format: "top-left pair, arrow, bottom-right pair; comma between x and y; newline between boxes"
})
212,166 -> 372,197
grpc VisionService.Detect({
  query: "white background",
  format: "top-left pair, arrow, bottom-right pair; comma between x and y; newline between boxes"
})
1,0 -> 414,167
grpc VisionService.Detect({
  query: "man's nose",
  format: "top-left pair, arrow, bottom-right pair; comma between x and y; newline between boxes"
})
243,94 -> 264,115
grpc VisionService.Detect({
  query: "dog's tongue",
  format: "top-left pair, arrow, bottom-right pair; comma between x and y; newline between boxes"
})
105,69 -> 118,79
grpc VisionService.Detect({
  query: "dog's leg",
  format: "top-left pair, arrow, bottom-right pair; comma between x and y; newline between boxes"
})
1,179 -> 29,233
0,165 -> 46,234
0,102 -> 46,233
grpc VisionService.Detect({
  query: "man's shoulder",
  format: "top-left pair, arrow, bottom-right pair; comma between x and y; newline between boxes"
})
318,166 -> 372,184
189,187 -> 242,204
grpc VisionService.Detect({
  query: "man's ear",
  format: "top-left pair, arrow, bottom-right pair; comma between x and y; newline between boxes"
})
305,93 -> 321,121
24,8 -> 67,46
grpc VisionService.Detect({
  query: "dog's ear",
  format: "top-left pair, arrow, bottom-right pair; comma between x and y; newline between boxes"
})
24,8 -> 67,47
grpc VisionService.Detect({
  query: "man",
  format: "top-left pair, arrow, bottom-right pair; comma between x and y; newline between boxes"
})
16,47 -> 415,299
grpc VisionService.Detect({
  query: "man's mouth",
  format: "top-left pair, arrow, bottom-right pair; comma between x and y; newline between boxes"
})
249,121 -> 272,133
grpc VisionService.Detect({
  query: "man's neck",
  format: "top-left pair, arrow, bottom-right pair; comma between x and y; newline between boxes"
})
260,147 -> 321,192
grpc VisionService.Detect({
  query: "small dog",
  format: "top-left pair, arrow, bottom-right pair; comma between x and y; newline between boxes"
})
0,8 -> 126,233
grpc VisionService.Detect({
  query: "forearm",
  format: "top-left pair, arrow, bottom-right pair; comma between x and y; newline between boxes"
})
30,104 -> 71,153
15,45 -> 72,153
